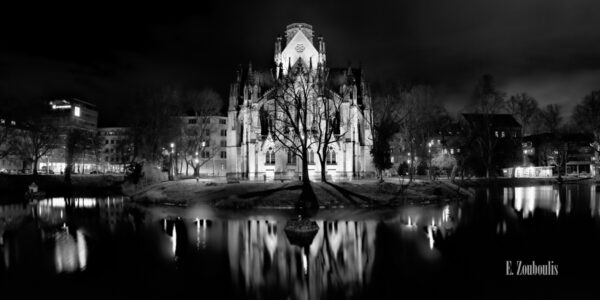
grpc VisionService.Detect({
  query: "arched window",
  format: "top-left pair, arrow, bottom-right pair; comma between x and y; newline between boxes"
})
265,148 -> 275,165
326,147 -> 337,165
287,151 -> 296,165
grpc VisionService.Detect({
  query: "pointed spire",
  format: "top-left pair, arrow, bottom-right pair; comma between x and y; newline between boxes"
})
278,62 -> 284,79
248,61 -> 255,85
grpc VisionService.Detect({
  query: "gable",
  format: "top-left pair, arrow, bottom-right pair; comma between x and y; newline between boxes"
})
280,30 -> 320,74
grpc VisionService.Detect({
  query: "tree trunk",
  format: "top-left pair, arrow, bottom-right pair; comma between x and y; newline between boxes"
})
194,165 -> 199,177
319,149 -> 327,182
32,157 -> 39,175
302,146 -> 310,184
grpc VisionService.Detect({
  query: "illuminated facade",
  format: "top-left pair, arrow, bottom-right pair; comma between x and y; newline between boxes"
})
227,23 -> 374,181
40,98 -> 99,174
97,127 -> 132,173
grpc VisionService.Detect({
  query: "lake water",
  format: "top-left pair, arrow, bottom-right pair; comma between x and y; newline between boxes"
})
2,184 -> 600,299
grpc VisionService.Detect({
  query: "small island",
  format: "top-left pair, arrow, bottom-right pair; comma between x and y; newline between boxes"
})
126,178 -> 470,209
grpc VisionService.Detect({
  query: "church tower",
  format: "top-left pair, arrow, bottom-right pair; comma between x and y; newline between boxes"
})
226,23 -> 374,182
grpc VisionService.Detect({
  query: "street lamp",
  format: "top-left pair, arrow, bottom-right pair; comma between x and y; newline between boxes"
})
169,142 -> 175,180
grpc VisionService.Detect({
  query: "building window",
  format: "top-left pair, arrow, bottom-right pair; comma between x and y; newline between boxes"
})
204,140 -> 210,147
326,148 -> 336,165
74,106 -> 81,117
111,140 -> 114,144
220,151 -> 226,159
495,131 -> 499,137
287,151 -> 296,165
201,151 -> 210,158
220,129 -> 227,136
203,118 -> 210,124
219,119 -> 226,124
188,118 -> 197,124
265,149 -> 275,165
501,131 -> 506,138
220,140 -> 227,147
205,129 -> 210,136
450,148 -> 454,154
105,140 -> 108,144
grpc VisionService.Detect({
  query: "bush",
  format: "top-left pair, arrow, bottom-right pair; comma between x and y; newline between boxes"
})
397,161 -> 409,176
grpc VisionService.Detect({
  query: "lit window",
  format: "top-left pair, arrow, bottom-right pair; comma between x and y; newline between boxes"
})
74,106 -> 81,117
450,148 -> 454,154
501,131 -> 506,138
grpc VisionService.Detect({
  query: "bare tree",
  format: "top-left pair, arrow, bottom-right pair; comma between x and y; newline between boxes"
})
310,69 -> 348,182
572,90 -> 600,170
177,88 -> 223,177
537,104 -> 562,134
64,128 -> 97,185
506,93 -> 539,136
465,74 -> 506,178
129,86 -> 182,180
370,93 -> 404,182
268,65 -> 317,185
16,117 -> 59,175
394,85 -> 446,182
0,122 -> 15,159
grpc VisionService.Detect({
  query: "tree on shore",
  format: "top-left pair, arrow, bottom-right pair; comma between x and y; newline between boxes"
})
15,114 -> 59,175
506,93 -> 539,136
129,86 -> 182,182
0,120 -> 15,160
572,90 -> 600,173
177,88 -> 223,177
311,69 -> 347,182
370,94 -> 403,182
465,74 -> 506,178
64,128 -> 98,185
536,104 -> 562,134
268,65 -> 319,185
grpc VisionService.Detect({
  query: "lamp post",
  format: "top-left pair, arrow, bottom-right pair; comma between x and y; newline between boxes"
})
169,143 -> 175,180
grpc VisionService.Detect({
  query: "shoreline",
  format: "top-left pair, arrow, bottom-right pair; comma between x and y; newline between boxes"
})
127,179 -> 472,209
0,174 -> 124,195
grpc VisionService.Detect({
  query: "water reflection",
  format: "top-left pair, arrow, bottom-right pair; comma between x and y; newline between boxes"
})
504,186 -> 561,218
1,196 -> 130,275
3,185 -> 600,298
54,225 -> 88,273
155,216 -> 378,299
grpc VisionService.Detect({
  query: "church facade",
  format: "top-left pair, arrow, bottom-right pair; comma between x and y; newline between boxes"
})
226,23 -> 374,181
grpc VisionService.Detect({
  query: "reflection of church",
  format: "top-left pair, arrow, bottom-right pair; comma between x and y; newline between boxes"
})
226,23 -> 374,181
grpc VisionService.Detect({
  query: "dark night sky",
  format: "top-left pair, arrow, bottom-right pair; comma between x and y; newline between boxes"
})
1,0 -> 600,126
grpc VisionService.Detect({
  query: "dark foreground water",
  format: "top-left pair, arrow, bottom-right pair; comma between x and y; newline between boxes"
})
2,184 -> 600,299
